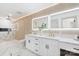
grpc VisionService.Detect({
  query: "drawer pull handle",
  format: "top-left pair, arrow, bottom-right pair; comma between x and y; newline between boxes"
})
35,39 -> 38,40
73,48 -> 79,50
35,43 -> 38,45
35,49 -> 38,52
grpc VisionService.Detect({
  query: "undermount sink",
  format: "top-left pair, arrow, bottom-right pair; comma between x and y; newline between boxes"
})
74,39 -> 79,41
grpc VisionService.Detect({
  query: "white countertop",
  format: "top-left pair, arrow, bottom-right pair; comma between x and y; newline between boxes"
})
27,34 -> 79,45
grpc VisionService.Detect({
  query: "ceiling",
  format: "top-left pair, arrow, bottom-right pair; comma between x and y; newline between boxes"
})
0,3 -> 58,18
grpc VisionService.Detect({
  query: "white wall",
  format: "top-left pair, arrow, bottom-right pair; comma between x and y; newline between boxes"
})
0,17 -> 13,28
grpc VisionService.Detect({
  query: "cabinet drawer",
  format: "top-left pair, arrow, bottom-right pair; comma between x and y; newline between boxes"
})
60,42 -> 79,54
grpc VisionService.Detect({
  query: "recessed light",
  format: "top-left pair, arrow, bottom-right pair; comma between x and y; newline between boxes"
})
16,11 -> 23,15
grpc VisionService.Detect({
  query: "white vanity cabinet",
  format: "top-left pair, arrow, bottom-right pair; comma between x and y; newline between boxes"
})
26,35 -> 60,56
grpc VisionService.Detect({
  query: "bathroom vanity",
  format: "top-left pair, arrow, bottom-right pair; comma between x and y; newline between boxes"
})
25,34 -> 79,56
29,7 -> 79,56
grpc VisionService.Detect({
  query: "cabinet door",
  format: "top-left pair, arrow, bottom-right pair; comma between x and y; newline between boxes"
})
39,38 -> 48,56
26,37 -> 32,49
39,38 -> 60,56
46,39 -> 60,56
26,37 -> 36,51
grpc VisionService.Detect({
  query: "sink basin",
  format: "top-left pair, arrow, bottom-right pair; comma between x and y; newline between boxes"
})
74,39 -> 79,41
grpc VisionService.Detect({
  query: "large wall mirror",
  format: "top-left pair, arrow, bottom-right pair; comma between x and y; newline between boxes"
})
61,16 -> 77,28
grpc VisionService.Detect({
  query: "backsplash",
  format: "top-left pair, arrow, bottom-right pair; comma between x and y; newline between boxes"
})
32,30 -> 79,39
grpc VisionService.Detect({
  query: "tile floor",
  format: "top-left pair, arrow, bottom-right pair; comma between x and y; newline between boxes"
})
0,40 -> 37,56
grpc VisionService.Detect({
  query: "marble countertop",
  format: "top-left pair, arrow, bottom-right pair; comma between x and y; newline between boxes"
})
27,34 -> 79,45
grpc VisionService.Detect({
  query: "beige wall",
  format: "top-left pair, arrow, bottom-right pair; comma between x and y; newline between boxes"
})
14,19 -> 25,40
15,3 -> 79,40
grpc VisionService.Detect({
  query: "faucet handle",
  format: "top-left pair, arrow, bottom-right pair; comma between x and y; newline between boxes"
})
77,35 -> 79,39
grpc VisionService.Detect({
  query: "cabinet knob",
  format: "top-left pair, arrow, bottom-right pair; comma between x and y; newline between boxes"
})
45,44 -> 49,49
35,49 -> 38,52
28,40 -> 30,43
